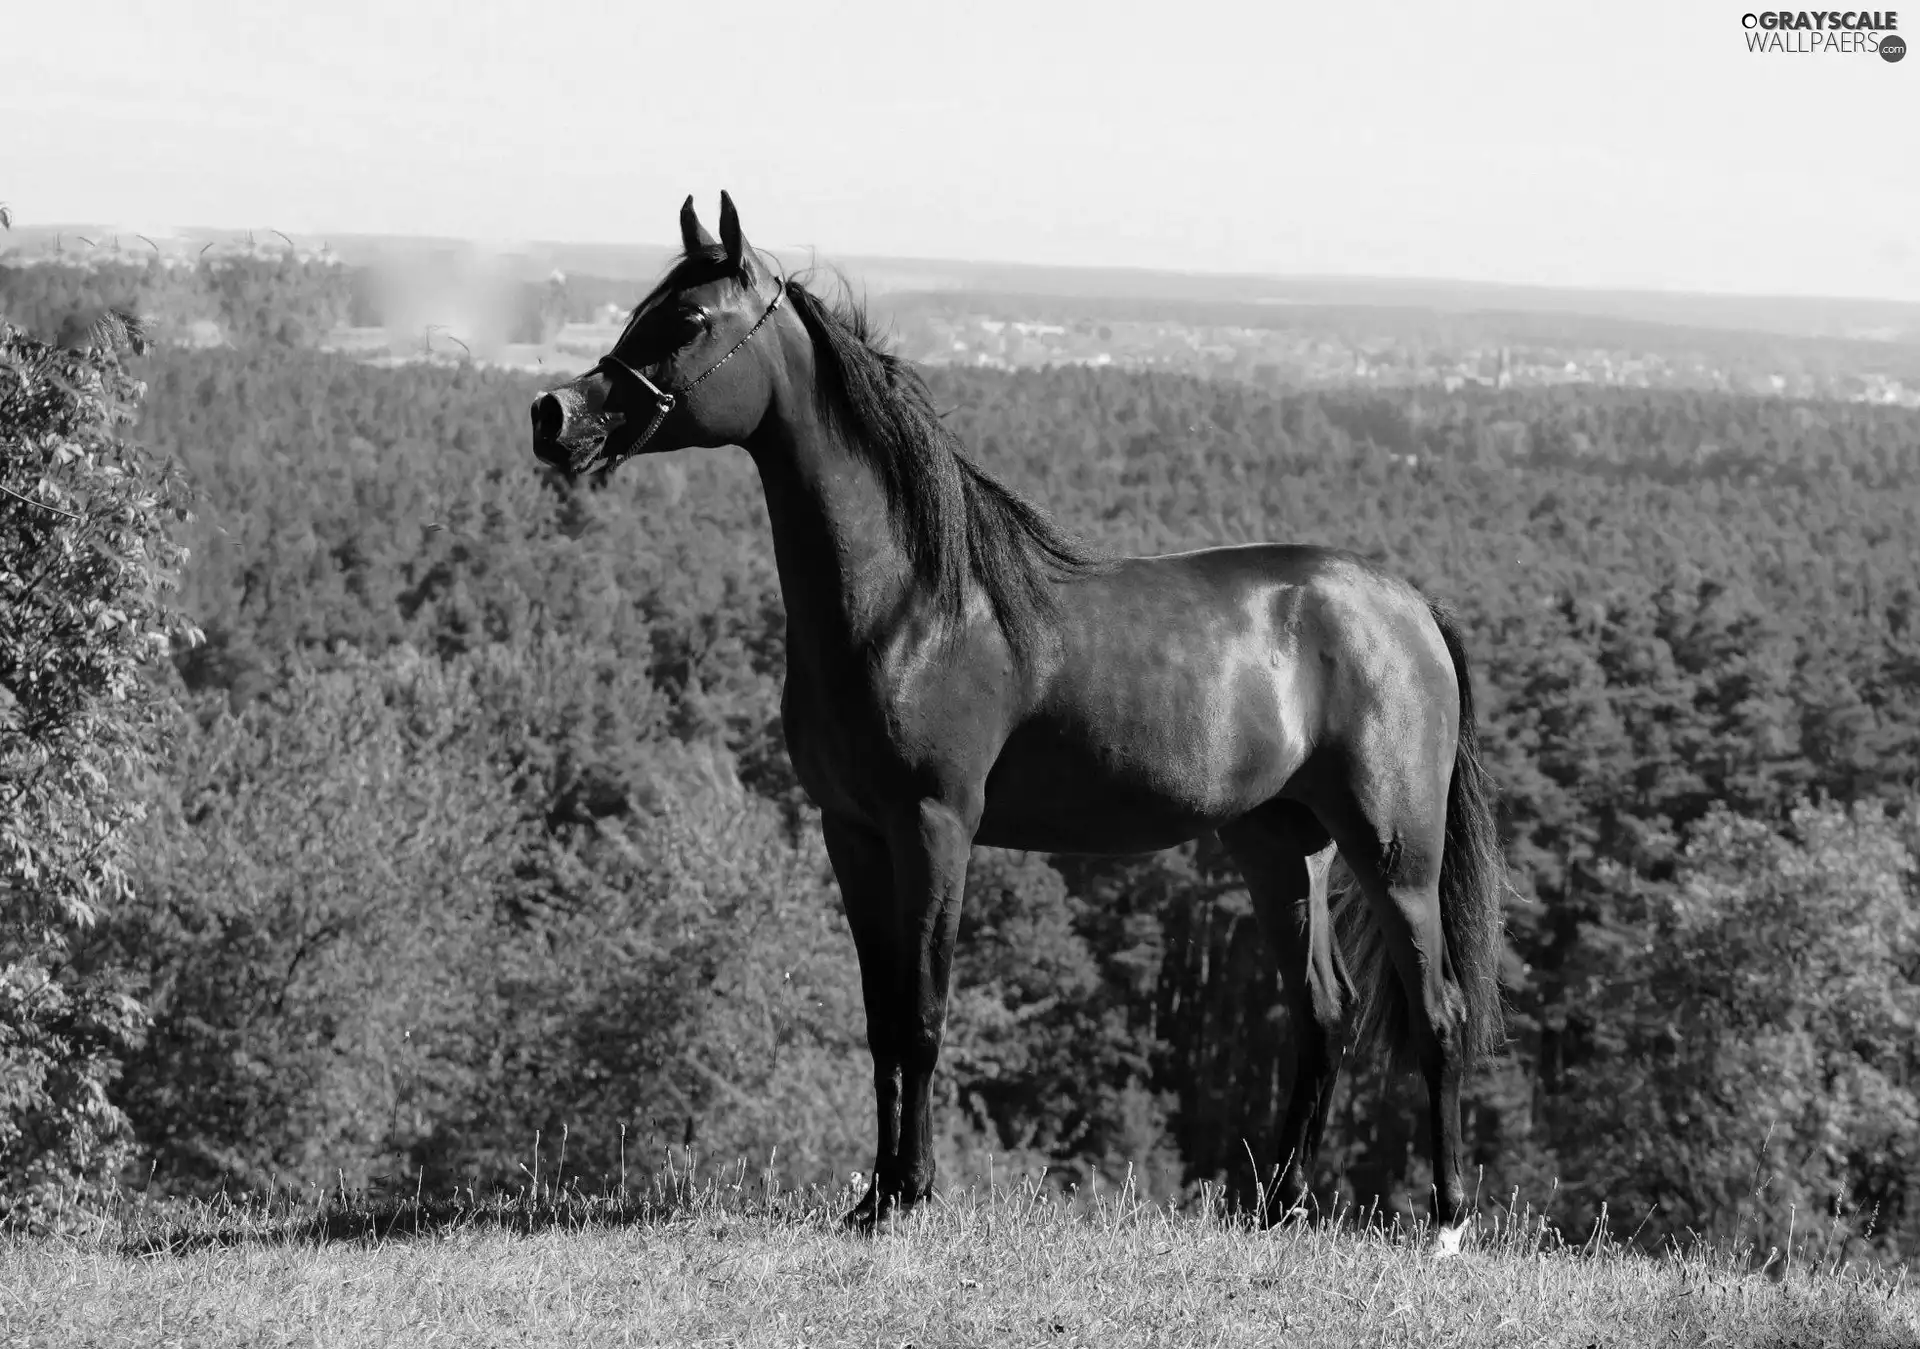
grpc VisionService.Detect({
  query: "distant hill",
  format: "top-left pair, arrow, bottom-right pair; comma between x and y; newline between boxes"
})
6,223 -> 1919,346
852,261 -> 1920,345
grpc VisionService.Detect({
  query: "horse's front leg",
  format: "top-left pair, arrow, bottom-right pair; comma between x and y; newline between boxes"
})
886,796 -> 976,1212
821,814 -> 902,1230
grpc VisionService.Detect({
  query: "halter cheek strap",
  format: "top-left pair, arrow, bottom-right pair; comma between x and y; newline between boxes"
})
594,355 -> 679,458
593,269 -> 786,467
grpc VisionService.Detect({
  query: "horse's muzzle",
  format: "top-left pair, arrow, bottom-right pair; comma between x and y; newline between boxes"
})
530,391 -> 571,467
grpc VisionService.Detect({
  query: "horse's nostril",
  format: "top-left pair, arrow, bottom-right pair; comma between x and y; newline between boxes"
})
531,393 -> 565,444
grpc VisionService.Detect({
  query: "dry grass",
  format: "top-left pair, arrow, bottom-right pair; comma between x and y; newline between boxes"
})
5,1168 -> 1916,1348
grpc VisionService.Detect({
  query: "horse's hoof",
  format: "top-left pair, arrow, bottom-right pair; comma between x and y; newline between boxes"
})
842,1189 -> 880,1234
1434,1224 -> 1467,1259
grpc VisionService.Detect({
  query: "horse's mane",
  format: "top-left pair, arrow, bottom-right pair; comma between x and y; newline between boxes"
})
780,272 -> 1109,665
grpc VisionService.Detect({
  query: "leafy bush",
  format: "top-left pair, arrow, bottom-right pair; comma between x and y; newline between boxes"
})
0,316 -> 198,1221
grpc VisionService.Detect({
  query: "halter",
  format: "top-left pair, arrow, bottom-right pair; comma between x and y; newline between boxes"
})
592,267 -> 787,465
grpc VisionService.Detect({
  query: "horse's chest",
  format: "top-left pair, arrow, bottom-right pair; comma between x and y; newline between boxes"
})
779,673 -> 900,818
779,656 -> 1005,822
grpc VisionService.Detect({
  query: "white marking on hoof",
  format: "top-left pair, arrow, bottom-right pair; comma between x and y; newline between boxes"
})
1434,1223 -> 1466,1259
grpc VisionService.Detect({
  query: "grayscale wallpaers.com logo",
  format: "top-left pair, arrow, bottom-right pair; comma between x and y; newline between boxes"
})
1742,10 -> 1906,59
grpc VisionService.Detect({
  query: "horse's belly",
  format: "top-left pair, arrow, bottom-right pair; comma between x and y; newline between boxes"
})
975,679 -> 1308,854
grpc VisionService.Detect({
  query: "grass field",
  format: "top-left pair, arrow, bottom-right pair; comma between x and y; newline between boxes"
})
6,1169 -> 1917,1348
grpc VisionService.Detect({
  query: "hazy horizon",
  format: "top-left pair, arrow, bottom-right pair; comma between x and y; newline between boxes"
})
5,0 -> 1917,302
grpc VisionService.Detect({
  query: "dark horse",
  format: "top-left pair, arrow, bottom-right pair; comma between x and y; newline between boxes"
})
530,194 -> 1507,1251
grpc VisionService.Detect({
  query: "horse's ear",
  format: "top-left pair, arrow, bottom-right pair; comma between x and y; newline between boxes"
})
680,196 -> 718,255
718,190 -> 755,278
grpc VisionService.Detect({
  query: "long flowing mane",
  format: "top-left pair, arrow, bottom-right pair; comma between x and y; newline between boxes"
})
782,276 -> 1109,665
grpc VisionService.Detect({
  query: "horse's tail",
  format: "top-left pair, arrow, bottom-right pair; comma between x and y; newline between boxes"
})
1333,599 -> 1509,1069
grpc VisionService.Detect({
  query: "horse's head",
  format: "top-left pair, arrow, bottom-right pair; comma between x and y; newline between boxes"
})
530,192 -> 786,478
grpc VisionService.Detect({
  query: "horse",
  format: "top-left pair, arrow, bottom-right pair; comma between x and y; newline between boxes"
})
529,193 -> 1508,1251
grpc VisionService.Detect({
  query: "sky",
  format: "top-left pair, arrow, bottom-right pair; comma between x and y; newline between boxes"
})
3,0 -> 1916,300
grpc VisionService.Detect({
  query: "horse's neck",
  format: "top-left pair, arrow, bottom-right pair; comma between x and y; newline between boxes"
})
746,414 -> 913,664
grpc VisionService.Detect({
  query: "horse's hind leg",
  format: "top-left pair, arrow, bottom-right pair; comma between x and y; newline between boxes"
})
1219,802 -> 1352,1227
1311,771 -> 1471,1241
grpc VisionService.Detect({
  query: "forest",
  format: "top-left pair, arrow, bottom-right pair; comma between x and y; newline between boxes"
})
3,258 -> 1919,1266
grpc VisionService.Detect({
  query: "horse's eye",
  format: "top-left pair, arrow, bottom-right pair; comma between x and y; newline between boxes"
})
675,308 -> 709,340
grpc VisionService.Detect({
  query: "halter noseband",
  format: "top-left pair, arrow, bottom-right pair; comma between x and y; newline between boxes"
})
592,268 -> 787,467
